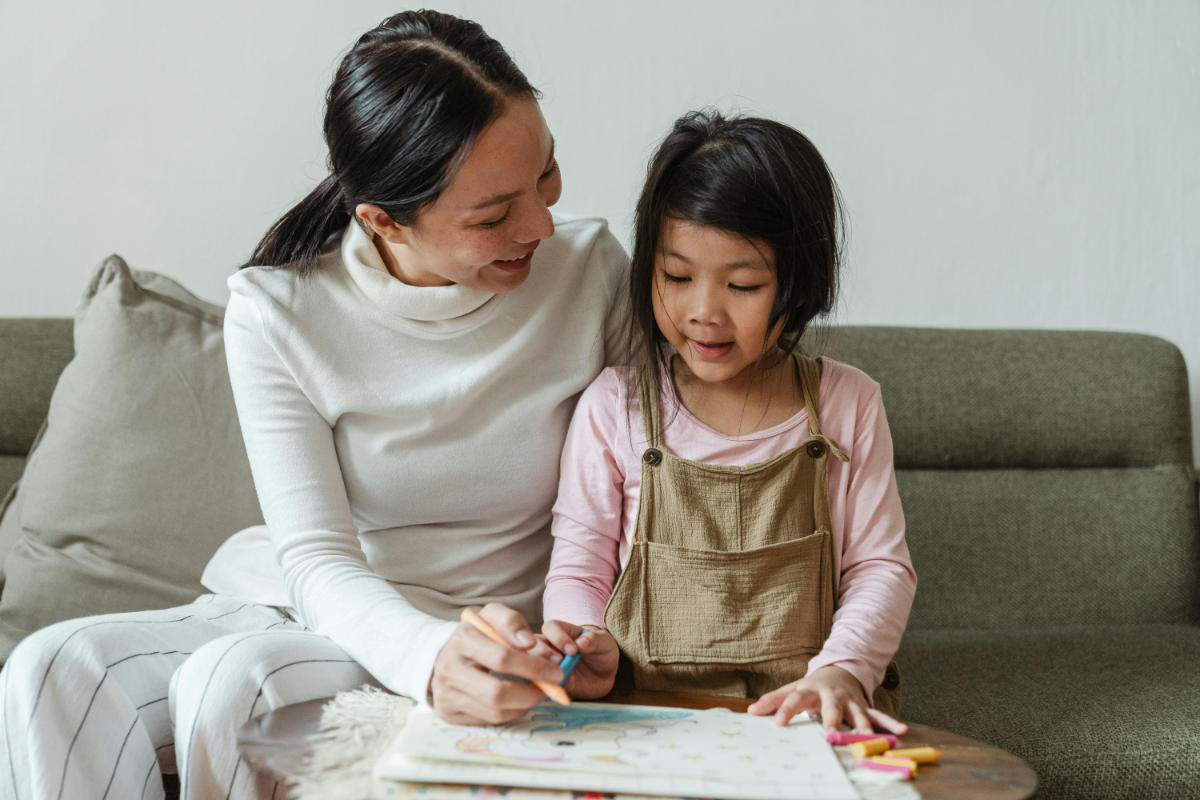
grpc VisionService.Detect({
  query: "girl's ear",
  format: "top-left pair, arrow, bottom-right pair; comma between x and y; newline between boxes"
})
355,203 -> 410,245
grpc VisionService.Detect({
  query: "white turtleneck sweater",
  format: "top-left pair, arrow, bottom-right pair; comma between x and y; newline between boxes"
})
202,215 -> 629,702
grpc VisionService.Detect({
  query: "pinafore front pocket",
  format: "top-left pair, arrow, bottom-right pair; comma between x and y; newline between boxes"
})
639,530 -> 831,664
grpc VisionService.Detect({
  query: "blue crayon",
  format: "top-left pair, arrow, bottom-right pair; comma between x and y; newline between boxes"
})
558,627 -> 596,685
558,651 -> 582,685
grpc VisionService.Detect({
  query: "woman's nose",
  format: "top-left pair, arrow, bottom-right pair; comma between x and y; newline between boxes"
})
513,198 -> 555,244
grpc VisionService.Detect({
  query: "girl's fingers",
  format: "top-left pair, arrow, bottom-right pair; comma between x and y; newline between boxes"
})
541,620 -> 582,654
867,707 -> 910,735
818,688 -> 845,733
747,684 -> 791,715
773,687 -> 817,726
846,700 -> 873,734
577,628 -> 614,655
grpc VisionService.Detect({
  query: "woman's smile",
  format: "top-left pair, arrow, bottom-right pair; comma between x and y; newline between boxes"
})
491,245 -> 537,272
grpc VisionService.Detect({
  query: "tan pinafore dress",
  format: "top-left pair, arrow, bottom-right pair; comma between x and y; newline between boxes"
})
603,355 -> 900,714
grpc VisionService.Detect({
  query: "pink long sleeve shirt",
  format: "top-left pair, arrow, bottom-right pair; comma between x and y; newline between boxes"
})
543,358 -> 917,695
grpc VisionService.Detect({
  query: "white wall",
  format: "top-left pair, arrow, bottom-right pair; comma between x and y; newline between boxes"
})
3,1 -> 1198,457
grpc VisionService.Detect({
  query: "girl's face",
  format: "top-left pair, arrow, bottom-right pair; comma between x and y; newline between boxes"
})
652,219 -> 783,388
369,96 -> 562,293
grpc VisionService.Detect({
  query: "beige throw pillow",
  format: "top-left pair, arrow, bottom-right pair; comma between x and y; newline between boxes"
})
0,256 -> 263,660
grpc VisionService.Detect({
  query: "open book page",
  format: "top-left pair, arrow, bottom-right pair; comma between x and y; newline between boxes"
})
374,702 -> 859,800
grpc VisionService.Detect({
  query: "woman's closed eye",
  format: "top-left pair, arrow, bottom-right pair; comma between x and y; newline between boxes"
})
476,162 -> 560,229
730,283 -> 764,293
478,211 -> 510,228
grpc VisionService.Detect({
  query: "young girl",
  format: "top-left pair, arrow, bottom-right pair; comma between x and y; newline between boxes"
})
540,111 -> 916,734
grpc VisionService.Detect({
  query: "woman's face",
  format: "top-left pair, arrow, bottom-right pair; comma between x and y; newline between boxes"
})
373,96 -> 562,293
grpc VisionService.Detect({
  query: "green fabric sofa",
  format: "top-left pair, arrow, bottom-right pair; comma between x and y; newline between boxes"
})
1,314 -> 1197,799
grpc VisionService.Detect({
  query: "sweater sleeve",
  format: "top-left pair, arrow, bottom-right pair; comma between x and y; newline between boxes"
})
804,383 -> 917,699
586,224 -> 633,369
223,291 -> 457,703
543,369 -> 628,627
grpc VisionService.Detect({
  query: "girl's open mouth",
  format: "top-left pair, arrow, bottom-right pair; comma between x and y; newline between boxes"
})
689,339 -> 734,359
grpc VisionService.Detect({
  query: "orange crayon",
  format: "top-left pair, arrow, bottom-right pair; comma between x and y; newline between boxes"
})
459,608 -> 570,706
850,738 -> 893,758
885,746 -> 941,763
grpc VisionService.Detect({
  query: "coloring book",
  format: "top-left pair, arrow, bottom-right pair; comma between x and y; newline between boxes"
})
374,702 -> 859,800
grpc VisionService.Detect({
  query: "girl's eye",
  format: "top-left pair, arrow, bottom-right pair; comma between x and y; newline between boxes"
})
730,284 -> 763,293
539,160 -> 560,181
478,211 -> 510,229
663,273 -> 689,284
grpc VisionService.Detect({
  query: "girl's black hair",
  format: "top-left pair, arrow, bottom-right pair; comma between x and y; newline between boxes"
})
629,109 -> 845,398
243,10 -> 538,273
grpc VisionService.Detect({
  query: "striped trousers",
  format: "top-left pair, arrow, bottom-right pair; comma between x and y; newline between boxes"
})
0,594 -> 381,800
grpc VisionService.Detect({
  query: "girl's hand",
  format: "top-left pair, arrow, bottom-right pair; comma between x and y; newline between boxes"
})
540,620 -> 619,700
428,603 -> 564,725
747,665 -> 909,735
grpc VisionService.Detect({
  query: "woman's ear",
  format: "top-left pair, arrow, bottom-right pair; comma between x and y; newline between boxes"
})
355,203 -> 409,244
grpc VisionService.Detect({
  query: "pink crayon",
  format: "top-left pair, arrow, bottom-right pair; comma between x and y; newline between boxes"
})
856,759 -> 913,780
826,731 -> 899,747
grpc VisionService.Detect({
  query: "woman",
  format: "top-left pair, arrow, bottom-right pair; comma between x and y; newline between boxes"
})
0,10 -> 628,799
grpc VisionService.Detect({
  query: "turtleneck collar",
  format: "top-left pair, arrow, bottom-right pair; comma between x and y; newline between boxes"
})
340,221 -> 496,322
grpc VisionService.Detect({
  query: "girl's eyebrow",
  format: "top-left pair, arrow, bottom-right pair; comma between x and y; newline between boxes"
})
664,250 -> 769,270
468,138 -> 557,211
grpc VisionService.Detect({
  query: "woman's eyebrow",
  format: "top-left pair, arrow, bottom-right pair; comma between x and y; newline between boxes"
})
468,138 -> 557,211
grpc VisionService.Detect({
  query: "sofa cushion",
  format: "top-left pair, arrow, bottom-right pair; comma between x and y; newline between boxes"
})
0,318 -> 73,592
817,326 -> 1193,469
898,466 -> 1200,630
0,256 -> 263,661
898,624 -> 1200,799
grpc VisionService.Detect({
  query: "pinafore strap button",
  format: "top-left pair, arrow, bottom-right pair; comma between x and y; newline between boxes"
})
642,448 -> 663,466
805,440 -> 826,459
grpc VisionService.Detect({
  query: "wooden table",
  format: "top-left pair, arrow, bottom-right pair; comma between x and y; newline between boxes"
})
239,690 -> 1037,800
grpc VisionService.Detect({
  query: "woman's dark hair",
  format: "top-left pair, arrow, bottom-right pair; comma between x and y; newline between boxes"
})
243,10 -> 538,272
629,109 -> 844,396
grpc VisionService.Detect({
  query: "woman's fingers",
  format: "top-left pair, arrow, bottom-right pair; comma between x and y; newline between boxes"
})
435,673 -> 541,725
430,637 -> 548,723
479,602 -> 537,649
867,707 -> 910,735
527,633 -> 563,664
460,622 -> 562,685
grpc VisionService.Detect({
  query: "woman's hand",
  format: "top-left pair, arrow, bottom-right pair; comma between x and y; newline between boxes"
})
428,603 -> 564,725
747,665 -> 909,735
540,620 -> 619,700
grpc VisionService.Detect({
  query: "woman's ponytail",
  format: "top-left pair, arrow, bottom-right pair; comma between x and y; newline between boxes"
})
242,175 -> 349,273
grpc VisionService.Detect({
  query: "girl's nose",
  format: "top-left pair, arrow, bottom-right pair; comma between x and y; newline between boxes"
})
688,285 -> 724,326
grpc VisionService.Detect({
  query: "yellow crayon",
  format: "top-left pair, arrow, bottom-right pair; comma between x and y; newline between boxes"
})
870,756 -> 918,778
850,738 -> 892,758
885,746 -> 942,764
